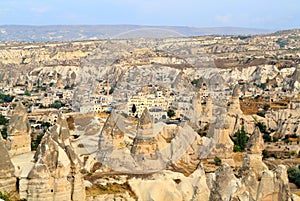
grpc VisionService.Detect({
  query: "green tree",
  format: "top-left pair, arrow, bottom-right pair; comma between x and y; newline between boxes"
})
256,122 -> 267,134
0,93 -> 14,103
256,111 -> 265,117
0,114 -> 8,125
191,79 -> 200,86
51,100 -> 63,109
167,109 -> 176,119
232,126 -> 248,152
24,91 -> 31,96
131,104 -> 137,114
41,121 -> 51,129
288,166 -> 300,188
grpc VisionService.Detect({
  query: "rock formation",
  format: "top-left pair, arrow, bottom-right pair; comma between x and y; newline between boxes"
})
99,110 -> 125,150
290,65 -> 300,92
128,164 -> 210,201
6,102 -> 31,156
202,112 -> 234,159
97,109 -> 202,174
209,163 -> 243,201
228,84 -> 242,114
25,115 -> 86,201
189,93 -> 203,127
0,135 -> 16,193
131,108 -> 159,160
240,126 -> 291,201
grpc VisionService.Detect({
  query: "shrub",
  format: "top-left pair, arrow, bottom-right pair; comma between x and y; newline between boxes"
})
0,191 -> 11,201
263,104 -> 270,111
167,109 -> 176,119
291,150 -> 297,156
233,145 -> 242,152
0,114 -> 8,125
263,134 -> 272,142
24,91 -> 31,96
214,156 -> 222,166
288,166 -> 300,187
257,111 -> 265,117
256,122 -> 267,134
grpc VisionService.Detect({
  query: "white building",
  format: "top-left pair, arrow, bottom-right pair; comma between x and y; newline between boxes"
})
127,91 -> 171,117
149,107 -> 167,121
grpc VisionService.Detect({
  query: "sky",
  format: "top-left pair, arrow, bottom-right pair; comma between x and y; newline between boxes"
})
0,0 -> 299,30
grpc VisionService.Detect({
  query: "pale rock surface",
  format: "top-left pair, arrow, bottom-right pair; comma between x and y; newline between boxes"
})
86,193 -> 136,201
129,165 -> 209,201
98,109 -> 202,174
209,163 -> 242,201
265,108 -> 300,137
26,115 -> 86,201
11,152 -> 35,199
6,102 -> 31,156
0,135 -> 16,192
202,112 -> 234,159
246,126 -> 264,154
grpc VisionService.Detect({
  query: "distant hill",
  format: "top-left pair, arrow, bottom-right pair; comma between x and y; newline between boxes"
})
0,25 -> 275,42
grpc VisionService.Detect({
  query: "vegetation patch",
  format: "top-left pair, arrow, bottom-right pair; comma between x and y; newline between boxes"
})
231,126 -> 248,152
288,165 -> 300,188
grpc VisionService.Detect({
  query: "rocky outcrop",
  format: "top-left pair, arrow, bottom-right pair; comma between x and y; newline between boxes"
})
97,109 -> 202,174
128,164 -> 210,201
209,163 -> 243,201
201,112 -> 234,159
0,135 -> 16,193
26,115 -> 85,201
6,102 -> 31,156
265,108 -> 300,138
290,65 -> 300,92
228,84 -> 242,115
131,108 -> 159,160
246,126 -> 264,154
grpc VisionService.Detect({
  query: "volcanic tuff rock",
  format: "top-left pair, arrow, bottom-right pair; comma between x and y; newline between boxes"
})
97,109 -> 202,174
128,164 -> 210,201
131,108 -> 159,160
206,128 -> 291,201
209,163 -> 242,201
0,135 -> 16,192
6,102 -> 31,156
246,126 -> 264,154
264,105 -> 300,138
201,112 -> 234,159
25,115 -> 85,201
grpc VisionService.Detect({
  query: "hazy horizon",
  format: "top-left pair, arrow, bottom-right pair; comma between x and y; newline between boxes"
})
0,0 -> 299,30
